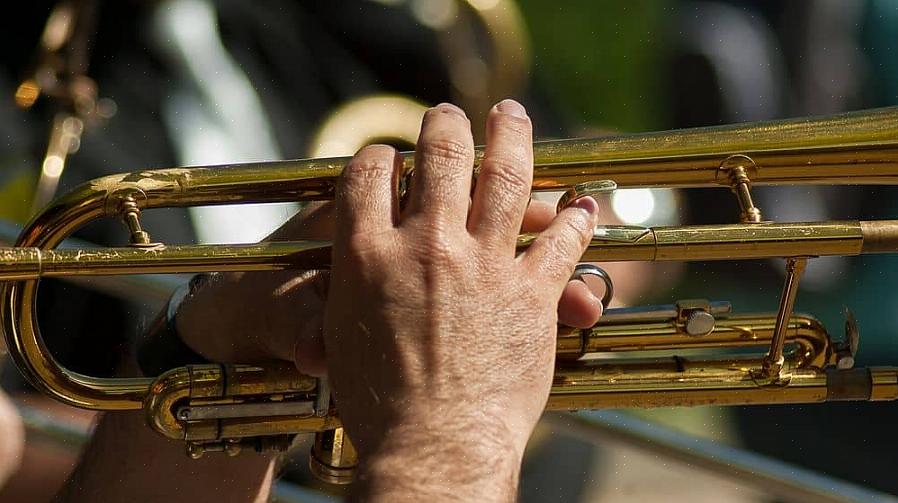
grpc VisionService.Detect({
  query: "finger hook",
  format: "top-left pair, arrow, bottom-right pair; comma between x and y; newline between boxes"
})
570,263 -> 614,309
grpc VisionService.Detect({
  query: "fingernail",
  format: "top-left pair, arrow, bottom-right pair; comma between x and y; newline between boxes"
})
569,196 -> 599,217
496,99 -> 527,118
435,102 -> 467,118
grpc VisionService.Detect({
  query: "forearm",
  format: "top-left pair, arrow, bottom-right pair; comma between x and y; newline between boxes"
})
53,409 -> 276,503
54,296 -> 280,503
352,424 -> 524,503
53,192 -> 343,501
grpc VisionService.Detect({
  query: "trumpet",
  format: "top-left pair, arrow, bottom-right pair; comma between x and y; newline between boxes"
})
4,106 -> 898,484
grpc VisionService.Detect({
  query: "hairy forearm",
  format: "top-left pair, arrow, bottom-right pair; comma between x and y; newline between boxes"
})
49,208 -> 327,501
54,308 -> 279,503
53,409 -> 276,503
351,423 -> 523,503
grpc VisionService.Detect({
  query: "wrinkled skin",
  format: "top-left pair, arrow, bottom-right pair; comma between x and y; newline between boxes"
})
177,116 -> 602,378
176,100 -> 601,502
324,101 -> 599,501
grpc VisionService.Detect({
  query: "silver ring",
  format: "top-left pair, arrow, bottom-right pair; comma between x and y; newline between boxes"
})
570,263 -> 614,309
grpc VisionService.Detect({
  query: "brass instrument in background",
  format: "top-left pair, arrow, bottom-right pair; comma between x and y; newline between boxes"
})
15,0 -> 116,216
3,107 -> 898,484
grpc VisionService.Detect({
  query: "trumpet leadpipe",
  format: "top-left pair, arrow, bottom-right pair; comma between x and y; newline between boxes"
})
3,220 -> 897,280
547,366 -> 898,410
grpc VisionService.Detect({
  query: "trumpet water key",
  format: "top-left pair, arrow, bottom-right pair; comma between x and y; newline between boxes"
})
4,107 -> 898,483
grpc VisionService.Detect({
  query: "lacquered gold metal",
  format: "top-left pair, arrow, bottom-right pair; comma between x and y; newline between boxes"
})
5,106 -> 898,483
555,180 -> 617,213
0,220 -> 889,280
310,428 -> 358,485
551,311 -> 840,409
762,257 -> 808,378
719,155 -> 763,223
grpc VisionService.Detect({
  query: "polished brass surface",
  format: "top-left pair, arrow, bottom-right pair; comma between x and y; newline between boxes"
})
762,258 -> 808,377
4,106 -> 898,482
310,428 -> 358,485
554,180 -> 618,213
719,155 -> 763,223
0,220 -> 891,278
551,312 -> 847,409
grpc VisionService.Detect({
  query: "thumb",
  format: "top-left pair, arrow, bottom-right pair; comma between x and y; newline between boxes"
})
294,309 -> 327,377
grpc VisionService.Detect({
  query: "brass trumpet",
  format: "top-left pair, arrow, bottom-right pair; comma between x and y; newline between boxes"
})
4,106 -> 898,484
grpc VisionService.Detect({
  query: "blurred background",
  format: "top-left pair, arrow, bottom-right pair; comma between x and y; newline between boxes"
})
1,0 -> 897,501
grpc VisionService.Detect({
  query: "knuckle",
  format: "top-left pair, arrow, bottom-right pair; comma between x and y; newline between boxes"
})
407,225 -> 467,267
556,216 -> 593,258
339,154 -> 396,202
344,146 -> 396,183
419,137 -> 472,167
480,156 -> 531,196
343,229 -> 392,264
532,220 -> 590,281
562,213 -> 593,245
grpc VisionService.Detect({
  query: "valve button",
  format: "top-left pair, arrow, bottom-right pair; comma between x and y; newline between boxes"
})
685,310 -> 715,336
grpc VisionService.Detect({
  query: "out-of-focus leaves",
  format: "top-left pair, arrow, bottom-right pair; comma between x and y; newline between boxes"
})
518,0 -> 673,132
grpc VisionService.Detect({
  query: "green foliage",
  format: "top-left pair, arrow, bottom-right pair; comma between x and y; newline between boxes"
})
518,0 -> 673,132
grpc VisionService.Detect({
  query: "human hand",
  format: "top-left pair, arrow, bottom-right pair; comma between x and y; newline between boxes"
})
174,201 -> 335,375
0,388 -> 23,489
324,100 -> 599,500
174,155 -> 602,381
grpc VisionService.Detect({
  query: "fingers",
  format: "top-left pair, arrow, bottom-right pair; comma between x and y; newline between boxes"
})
0,389 -> 23,487
265,201 -> 335,242
521,196 -> 599,295
521,199 -> 556,232
294,309 -> 327,377
335,144 -> 403,242
557,279 -> 603,328
525,198 -> 604,328
404,103 -> 475,225
247,269 -> 329,376
469,100 -> 533,246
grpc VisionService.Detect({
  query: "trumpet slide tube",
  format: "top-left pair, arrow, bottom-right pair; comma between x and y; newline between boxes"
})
4,107 -> 898,481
